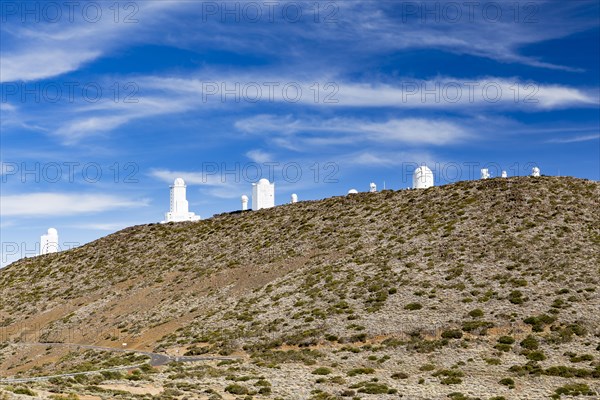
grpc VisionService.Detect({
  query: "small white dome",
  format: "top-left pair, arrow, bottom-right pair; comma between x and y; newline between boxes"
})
348,189 -> 359,194
258,178 -> 271,185
47,228 -> 58,235
241,195 -> 249,201
174,178 -> 185,186
413,166 -> 434,189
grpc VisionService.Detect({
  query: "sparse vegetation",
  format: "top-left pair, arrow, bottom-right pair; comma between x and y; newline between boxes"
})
0,177 -> 597,399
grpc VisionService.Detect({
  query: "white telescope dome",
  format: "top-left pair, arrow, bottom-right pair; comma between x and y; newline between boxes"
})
413,166 -> 434,189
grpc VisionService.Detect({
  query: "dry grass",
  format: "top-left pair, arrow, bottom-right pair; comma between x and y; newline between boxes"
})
0,176 -> 599,399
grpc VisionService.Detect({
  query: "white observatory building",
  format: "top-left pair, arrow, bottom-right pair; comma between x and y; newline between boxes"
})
252,178 -> 275,210
481,169 -> 491,179
532,167 -> 541,177
163,178 -> 201,223
291,194 -> 298,204
369,183 -> 377,193
40,228 -> 59,255
413,166 -> 434,189
241,195 -> 249,211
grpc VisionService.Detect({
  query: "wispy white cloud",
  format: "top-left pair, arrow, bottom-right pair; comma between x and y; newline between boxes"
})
143,74 -> 598,110
39,74 -> 594,144
235,115 -> 472,147
546,134 -> 600,143
2,1 -> 596,86
150,169 -> 226,186
150,168 -> 245,199
2,67 -> 596,146
332,1 -> 598,71
0,1 -> 190,82
328,78 -> 597,110
145,1 -> 597,71
51,95 -> 195,143
246,149 -> 273,163
0,102 -> 17,112
55,115 -> 133,143
337,150 -> 438,169
0,49 -> 101,83
0,220 -> 15,229
0,193 -> 148,217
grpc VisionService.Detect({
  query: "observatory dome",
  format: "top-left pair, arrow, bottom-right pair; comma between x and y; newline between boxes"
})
47,228 -> 58,236
348,189 -> 359,194
241,195 -> 249,201
258,178 -> 271,185
174,178 -> 185,186
413,166 -> 434,189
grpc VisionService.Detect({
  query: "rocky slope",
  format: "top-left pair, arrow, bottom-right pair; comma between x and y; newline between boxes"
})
0,176 -> 599,399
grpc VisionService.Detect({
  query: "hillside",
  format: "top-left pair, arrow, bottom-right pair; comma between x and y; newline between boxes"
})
0,176 -> 599,400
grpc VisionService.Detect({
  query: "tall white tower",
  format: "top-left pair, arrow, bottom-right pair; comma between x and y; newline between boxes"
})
252,178 -> 275,211
531,167 -> 541,177
369,183 -> 377,193
163,178 -> 201,222
413,166 -> 434,189
481,169 -> 490,179
241,195 -> 249,211
40,228 -> 59,255
291,193 -> 298,203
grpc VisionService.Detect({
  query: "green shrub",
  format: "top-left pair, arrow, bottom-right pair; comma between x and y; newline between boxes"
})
523,314 -> 556,332
312,367 -> 332,375
498,336 -> 515,344
485,358 -> 501,365
419,363 -> 435,371
9,387 -> 37,396
347,367 -> 375,376
508,290 -> 526,304
461,320 -> 494,333
391,372 -> 409,379
442,329 -> 463,339
258,386 -> 272,395
433,369 -> 464,385
569,354 -> 593,363
520,335 -> 539,350
468,309 -> 484,318
554,383 -> 595,396
225,384 -> 250,395
494,343 -> 511,352
356,383 -> 393,394
404,302 -> 422,311
499,377 -> 515,388
527,351 -> 546,361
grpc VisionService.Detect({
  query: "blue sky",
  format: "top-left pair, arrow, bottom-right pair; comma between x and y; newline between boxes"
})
1,0 -> 599,266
